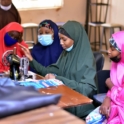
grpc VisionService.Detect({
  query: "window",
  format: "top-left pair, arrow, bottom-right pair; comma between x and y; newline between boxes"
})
12,0 -> 63,10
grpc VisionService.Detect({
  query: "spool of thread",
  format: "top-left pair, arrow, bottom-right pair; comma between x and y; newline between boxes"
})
13,47 -> 17,55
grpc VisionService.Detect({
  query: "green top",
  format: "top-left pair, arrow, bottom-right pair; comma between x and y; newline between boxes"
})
30,21 -> 97,117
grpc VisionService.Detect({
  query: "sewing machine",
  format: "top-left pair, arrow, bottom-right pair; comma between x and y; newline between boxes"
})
2,47 -> 29,81
20,57 -> 29,81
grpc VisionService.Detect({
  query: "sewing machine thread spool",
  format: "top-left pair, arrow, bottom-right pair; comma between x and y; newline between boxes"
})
13,47 -> 17,55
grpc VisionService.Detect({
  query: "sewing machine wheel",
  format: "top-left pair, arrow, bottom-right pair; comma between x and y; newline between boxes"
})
2,50 -> 13,66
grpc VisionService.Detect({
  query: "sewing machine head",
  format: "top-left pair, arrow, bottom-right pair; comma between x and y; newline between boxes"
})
2,47 -> 29,81
6,54 -> 29,81
6,54 -> 20,80
20,57 -> 29,80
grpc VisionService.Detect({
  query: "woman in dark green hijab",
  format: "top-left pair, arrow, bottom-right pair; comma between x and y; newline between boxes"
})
20,21 -> 97,118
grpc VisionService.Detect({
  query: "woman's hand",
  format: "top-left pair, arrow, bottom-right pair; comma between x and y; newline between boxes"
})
99,96 -> 111,118
18,43 -> 33,61
106,78 -> 114,89
44,73 -> 55,80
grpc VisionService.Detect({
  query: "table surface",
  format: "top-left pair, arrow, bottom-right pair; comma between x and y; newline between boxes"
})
0,105 -> 86,124
29,71 -> 93,108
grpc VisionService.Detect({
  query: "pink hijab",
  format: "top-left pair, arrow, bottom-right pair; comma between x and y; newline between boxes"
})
110,31 -> 124,87
107,31 -> 124,123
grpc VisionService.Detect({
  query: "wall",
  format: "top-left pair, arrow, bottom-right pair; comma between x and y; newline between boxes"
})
19,0 -> 86,24
19,0 -> 86,41
109,0 -> 124,26
19,0 -> 124,42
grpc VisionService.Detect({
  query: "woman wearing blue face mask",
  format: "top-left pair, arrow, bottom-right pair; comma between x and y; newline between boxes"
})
0,22 -> 28,72
31,20 -> 63,72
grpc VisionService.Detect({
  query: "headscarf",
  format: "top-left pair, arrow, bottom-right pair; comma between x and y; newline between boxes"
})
0,3 -> 21,30
30,21 -> 97,117
0,22 -> 28,72
110,31 -> 124,87
109,37 -> 121,52
59,27 -> 72,39
31,20 -> 63,68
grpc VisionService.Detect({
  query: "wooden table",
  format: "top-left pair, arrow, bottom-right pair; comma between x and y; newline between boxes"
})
39,85 -> 92,108
28,71 -> 93,108
0,105 -> 86,124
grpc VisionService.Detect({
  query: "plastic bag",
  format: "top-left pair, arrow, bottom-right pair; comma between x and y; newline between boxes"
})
86,106 -> 107,124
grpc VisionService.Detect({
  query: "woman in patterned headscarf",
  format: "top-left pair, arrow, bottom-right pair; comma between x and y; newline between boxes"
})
31,20 -> 63,72
100,31 -> 124,124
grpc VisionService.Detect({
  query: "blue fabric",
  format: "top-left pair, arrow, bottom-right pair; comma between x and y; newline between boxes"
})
0,77 -> 61,118
31,20 -> 63,72
19,79 -> 62,89
4,33 -> 18,46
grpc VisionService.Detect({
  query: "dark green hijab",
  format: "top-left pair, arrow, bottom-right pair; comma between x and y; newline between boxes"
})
55,21 -> 97,93
30,21 -> 97,117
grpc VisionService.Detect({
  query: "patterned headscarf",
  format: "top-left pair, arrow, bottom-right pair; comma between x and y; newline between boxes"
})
38,22 -> 53,31
31,19 -> 63,68
109,37 -> 121,52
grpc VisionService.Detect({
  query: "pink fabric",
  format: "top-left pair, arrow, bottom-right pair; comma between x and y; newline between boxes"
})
106,31 -> 124,124
107,86 -> 124,124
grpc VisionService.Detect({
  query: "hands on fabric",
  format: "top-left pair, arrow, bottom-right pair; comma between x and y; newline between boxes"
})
99,96 -> 111,118
44,73 -> 56,80
18,43 -> 33,61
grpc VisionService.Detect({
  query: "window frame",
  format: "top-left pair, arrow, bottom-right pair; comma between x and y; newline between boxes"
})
12,0 -> 64,11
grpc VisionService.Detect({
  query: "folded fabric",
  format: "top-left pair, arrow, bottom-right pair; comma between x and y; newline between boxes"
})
0,78 -> 61,118
19,79 -> 63,89
0,77 -> 16,87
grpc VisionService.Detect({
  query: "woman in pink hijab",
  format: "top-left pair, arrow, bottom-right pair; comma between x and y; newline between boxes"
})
100,31 -> 124,124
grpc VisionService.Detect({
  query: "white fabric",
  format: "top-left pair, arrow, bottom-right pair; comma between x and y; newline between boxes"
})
0,4 -> 12,11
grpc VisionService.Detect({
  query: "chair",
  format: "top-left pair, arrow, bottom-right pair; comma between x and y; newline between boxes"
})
93,52 -> 105,72
89,0 -> 109,51
21,23 -> 38,41
25,41 -> 35,51
21,23 -> 38,50
93,70 -> 110,106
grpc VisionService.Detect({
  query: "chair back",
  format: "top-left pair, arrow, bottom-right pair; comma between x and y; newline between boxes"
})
93,70 -> 110,106
93,52 -> 104,72
97,70 -> 110,93
89,0 -> 109,24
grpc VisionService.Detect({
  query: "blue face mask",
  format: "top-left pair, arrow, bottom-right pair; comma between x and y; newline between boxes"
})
38,34 -> 53,46
4,33 -> 18,46
65,45 -> 73,52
